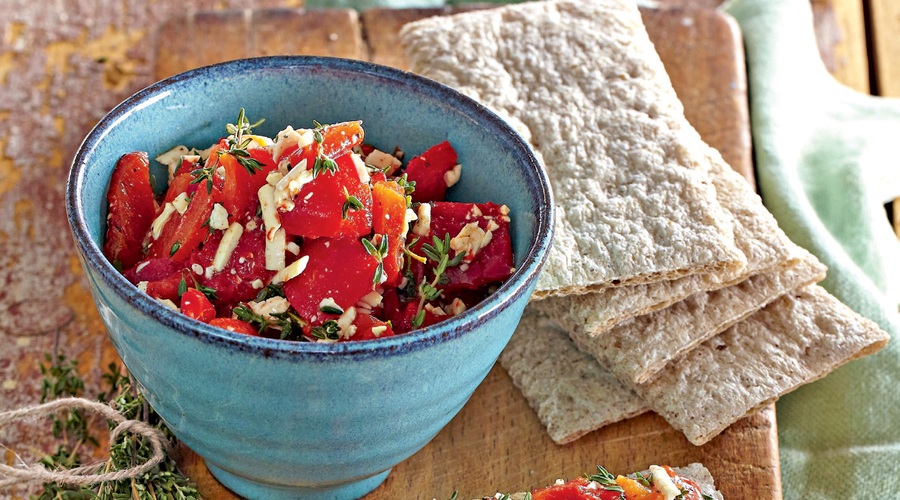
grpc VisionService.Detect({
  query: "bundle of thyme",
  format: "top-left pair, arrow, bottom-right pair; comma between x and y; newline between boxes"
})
33,354 -> 199,500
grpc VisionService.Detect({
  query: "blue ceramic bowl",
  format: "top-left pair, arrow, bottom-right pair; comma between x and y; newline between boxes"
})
66,56 -> 553,499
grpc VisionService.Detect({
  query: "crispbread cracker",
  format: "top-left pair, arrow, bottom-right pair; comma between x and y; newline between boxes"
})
534,152 -> 810,336
635,284 -> 890,445
401,0 -> 745,297
500,309 -> 649,445
574,251 -> 826,385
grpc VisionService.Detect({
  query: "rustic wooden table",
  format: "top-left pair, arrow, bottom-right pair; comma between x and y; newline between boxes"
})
0,0 -> 891,499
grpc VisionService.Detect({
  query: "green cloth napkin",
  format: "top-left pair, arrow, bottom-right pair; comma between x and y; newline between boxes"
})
723,0 -> 900,497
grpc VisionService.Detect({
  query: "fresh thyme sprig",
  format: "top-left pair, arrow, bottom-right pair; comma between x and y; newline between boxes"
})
362,235 -> 389,286
224,108 -> 266,175
232,304 -> 305,340
585,465 -> 625,494
342,187 -> 364,220
311,120 -> 339,178
35,356 -> 199,500
409,233 -> 465,328
178,272 -> 218,301
309,319 -> 341,341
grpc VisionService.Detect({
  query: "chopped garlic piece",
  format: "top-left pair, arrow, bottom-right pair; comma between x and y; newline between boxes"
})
258,184 -> 281,240
450,222 -> 488,260
447,298 -> 467,316
151,203 -> 177,240
157,298 -> 179,311
286,241 -> 300,255
404,207 -> 418,228
274,159 -> 313,212
191,263 -> 204,275
337,306 -> 358,339
251,279 -> 265,289
272,255 -> 309,284
272,126 -> 314,162
155,145 -> 190,182
241,134 -> 274,149
357,290 -> 384,309
649,466 -> 681,500
350,153 -> 371,184
245,219 -> 258,231
172,192 -> 190,215
443,164 -> 462,187
371,325 -> 387,337
424,304 -> 447,316
413,203 -> 431,236
265,228 -> 286,271
266,171 -> 284,186
212,222 -> 243,272
318,297 -> 343,313
137,281 -> 148,292
248,296 -> 290,321
209,203 -> 230,230
364,148 -> 402,175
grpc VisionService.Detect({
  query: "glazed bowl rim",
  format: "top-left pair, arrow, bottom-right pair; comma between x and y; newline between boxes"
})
66,55 -> 554,362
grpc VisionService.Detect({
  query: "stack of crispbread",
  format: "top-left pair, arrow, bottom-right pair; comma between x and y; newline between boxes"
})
400,0 -> 890,446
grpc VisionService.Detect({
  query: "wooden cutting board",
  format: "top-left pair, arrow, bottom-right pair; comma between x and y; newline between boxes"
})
155,6 -> 777,499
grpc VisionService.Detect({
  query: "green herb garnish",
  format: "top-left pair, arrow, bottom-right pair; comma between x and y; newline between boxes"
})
362,235 -> 389,286
224,107 -> 266,175
586,465 -> 625,494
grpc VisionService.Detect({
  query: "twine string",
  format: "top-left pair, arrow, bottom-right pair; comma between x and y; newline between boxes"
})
0,397 -> 169,488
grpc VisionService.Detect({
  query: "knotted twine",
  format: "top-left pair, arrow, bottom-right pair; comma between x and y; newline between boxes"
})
0,397 -> 169,488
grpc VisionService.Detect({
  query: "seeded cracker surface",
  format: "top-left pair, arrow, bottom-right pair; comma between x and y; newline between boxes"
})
574,254 -> 825,386
634,284 -> 889,445
500,311 -> 649,445
534,153 -> 814,336
400,0 -> 745,297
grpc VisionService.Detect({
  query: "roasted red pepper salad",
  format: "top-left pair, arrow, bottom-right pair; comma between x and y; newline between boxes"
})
480,464 -> 713,500
103,109 -> 515,342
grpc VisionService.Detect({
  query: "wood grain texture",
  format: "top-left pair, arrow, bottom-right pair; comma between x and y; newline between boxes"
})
154,7 -> 775,499
810,0 -> 871,93
155,8 -> 365,79
869,0 -> 900,97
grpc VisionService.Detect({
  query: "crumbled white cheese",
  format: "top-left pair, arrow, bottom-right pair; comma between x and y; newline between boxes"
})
337,306 -> 358,339
212,222 -> 243,272
371,325 -> 387,337
251,279 -> 265,290
450,222 -> 489,261
169,192 -> 189,215
157,298 -> 179,311
443,164 -> 462,187
265,228 -> 286,271
318,297 -> 343,314
258,184 -> 281,240
649,466 -> 681,500
404,207 -> 418,228
424,304 -> 447,316
412,203 -> 431,236
357,290 -> 384,310
209,203 -> 230,230
350,153 -> 371,184
272,255 -> 309,284
248,296 -> 290,321
155,145 -> 190,182
274,159 -> 314,212
191,263 -> 204,275
266,171 -> 284,186
151,203 -> 177,240
447,298 -> 467,316
364,148 -> 402,175
271,126 -> 314,162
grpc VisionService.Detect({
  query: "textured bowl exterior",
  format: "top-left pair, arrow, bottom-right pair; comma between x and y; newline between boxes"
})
67,57 -> 553,499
